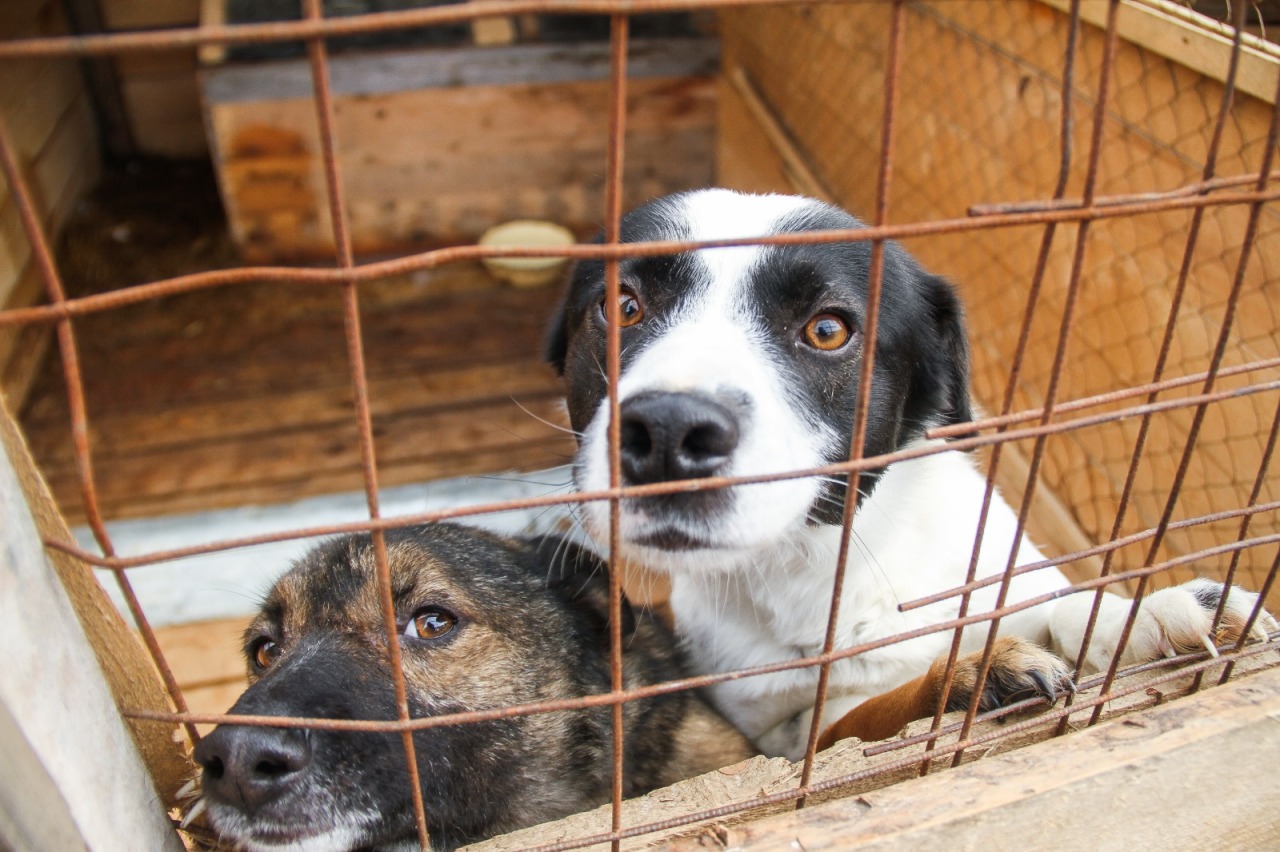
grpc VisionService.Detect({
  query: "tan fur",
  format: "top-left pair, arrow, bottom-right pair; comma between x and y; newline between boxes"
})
819,637 -> 1073,749
206,525 -> 756,850
665,699 -> 757,785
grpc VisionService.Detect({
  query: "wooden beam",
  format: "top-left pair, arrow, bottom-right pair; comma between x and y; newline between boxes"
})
0,398 -> 184,848
666,662 -> 1280,850
473,656 -> 1280,850
1036,0 -> 1280,103
725,64 -> 835,203
0,395 -> 192,807
201,38 -> 719,103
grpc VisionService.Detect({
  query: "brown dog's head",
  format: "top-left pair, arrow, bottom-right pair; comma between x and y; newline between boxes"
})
193,523 -> 696,851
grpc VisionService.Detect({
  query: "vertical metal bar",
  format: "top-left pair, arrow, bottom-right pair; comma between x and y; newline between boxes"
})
796,0 -> 905,805
923,0 -> 1081,774
949,0 -> 1122,767
1209,394 -> 1280,688
1218,545 -> 1280,684
299,1 -> 429,846
603,14 -> 631,851
0,112 -> 199,746
1088,64 -> 1280,725
1061,0 -> 1247,719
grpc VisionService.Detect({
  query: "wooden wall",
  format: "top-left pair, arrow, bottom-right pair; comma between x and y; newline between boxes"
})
718,0 -> 1280,602
103,0 -> 208,158
0,0 -> 101,408
202,39 -> 719,260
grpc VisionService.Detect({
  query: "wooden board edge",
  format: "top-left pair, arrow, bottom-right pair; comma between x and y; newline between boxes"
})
664,660 -> 1280,850
0,401 -> 186,849
0,395 -> 192,806
1036,0 -> 1280,104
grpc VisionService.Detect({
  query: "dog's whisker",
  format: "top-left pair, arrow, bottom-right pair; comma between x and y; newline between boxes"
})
180,796 -> 206,829
509,396 -> 584,438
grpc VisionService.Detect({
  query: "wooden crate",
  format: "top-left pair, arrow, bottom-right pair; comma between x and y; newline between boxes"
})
3,1 -> 1280,849
200,35 -> 719,260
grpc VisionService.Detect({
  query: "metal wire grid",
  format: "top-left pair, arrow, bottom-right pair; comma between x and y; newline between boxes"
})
0,0 -> 1278,849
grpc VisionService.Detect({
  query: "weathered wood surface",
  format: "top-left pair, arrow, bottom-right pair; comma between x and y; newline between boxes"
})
666,658 -> 1280,851
0,0 -> 101,407
20,262 -> 576,523
471,653 -> 1280,851
202,39 -> 718,259
1,392 -> 191,824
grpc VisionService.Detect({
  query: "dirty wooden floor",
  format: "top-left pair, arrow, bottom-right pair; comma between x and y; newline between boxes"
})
18,160 -> 576,525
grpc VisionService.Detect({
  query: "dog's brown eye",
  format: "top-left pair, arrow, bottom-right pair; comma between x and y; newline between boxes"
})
251,638 -> 280,670
803,313 -> 852,351
406,607 -> 456,641
600,289 -> 644,328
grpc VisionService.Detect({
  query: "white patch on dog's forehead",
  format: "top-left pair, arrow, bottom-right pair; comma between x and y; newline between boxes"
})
676,190 -> 816,308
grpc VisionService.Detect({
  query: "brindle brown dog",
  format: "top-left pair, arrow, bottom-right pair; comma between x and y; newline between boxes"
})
193,523 -> 754,851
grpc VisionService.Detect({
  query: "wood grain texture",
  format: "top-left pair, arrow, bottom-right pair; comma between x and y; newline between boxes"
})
203,40 -> 717,259
471,654 -> 1280,850
0,0 -> 101,406
0,394 -> 192,808
20,263 -> 576,523
664,661 -> 1280,851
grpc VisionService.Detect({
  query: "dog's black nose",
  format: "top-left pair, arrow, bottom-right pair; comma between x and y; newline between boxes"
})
195,725 -> 312,814
619,391 -> 739,484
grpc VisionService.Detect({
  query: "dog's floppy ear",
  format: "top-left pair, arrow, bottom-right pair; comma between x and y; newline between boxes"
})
913,273 -> 975,435
545,299 -> 570,376
530,535 -> 638,637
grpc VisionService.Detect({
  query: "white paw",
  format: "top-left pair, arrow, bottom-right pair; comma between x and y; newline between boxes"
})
1050,580 -> 1276,675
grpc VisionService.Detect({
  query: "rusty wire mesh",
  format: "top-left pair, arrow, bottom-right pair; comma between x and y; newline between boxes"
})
1,0 -> 1279,849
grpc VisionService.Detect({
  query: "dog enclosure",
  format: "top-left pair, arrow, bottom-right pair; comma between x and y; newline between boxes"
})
1,0 -> 1279,849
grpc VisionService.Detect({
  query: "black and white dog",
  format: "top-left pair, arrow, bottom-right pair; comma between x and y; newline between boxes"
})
548,189 -> 1276,759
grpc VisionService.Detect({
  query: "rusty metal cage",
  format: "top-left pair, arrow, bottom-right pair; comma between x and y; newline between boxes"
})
1,0 -> 1279,849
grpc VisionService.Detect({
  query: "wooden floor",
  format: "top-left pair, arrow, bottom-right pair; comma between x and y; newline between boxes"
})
18,261 -> 576,524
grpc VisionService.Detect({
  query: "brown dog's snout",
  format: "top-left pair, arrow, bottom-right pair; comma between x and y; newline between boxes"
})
619,391 -> 740,484
195,725 -> 312,813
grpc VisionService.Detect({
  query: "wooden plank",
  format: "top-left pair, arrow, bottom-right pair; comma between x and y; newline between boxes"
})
0,86 -> 99,409
474,655 -> 1280,850
1037,0 -> 1280,104
203,38 -> 717,258
0,264 -> 53,408
154,616 -> 252,689
39,397 -> 573,522
101,0 -> 199,31
117,50 -> 206,158
0,395 -> 192,811
28,360 -> 563,460
56,442 -> 573,522
663,663 -> 1280,851
0,90 -> 101,302
201,38 -> 719,103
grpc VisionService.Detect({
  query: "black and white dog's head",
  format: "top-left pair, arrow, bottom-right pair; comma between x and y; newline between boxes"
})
547,189 -> 973,573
